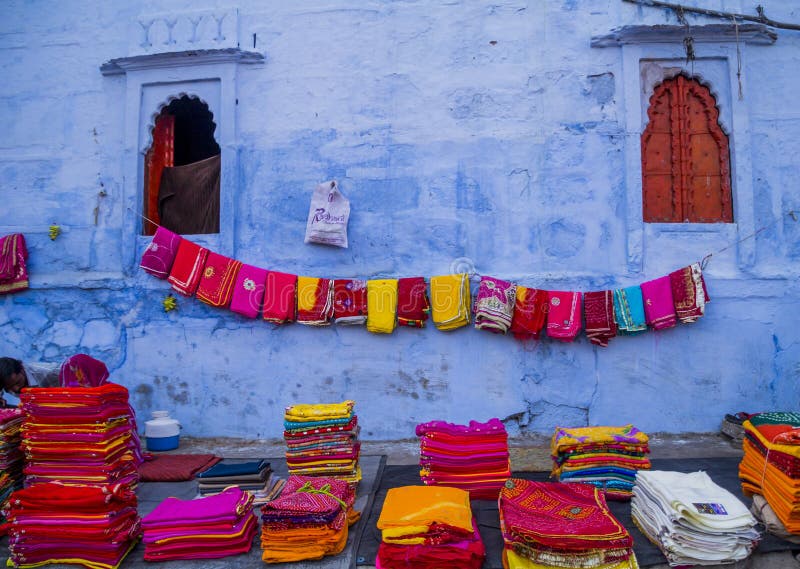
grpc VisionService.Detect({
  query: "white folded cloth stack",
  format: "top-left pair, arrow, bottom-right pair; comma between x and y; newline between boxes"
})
632,470 -> 760,566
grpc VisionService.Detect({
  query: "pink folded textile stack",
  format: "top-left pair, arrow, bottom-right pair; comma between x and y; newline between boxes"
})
141,486 -> 258,561
0,408 -> 24,535
417,418 -> 511,500
4,482 -> 140,569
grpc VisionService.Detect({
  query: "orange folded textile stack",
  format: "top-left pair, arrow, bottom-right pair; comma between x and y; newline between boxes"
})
739,412 -> 800,534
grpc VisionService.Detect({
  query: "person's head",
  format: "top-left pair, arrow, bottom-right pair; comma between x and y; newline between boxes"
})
0,358 -> 27,395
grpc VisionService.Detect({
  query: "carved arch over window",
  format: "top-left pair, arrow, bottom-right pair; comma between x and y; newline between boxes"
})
642,75 -> 733,223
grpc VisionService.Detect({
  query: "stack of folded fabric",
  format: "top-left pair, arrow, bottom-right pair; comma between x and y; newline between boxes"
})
416,418 -> 511,499
499,479 -> 637,569
284,400 -> 361,485
376,485 -> 484,569
739,411 -> 800,533
551,424 -> 651,500
261,475 -> 359,563
19,383 -> 140,487
634,470 -> 759,565
5,481 -> 140,569
196,459 -> 278,497
0,408 -> 24,535
142,486 -> 258,561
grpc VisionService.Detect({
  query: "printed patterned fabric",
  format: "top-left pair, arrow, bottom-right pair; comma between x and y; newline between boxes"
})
0,233 -> 29,295
669,263 -> 710,323
139,226 -> 181,279
552,425 -> 650,454
584,290 -> 617,347
296,277 -> 334,326
167,239 -> 209,296
634,470 -> 758,566
366,279 -> 398,334
397,277 -> 430,328
58,354 -> 109,388
285,401 -> 355,423
333,279 -> 367,325
195,252 -> 242,308
474,276 -> 516,334
613,286 -> 647,334
430,274 -> 471,331
229,264 -> 268,319
640,276 -> 677,330
545,291 -> 582,342
510,286 -> 547,340
262,270 -> 297,324
499,479 -> 633,551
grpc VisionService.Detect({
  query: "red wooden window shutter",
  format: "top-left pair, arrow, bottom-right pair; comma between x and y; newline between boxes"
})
143,114 -> 175,235
642,76 -> 733,223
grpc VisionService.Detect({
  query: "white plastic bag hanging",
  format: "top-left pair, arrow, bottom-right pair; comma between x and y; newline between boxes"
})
304,180 -> 350,248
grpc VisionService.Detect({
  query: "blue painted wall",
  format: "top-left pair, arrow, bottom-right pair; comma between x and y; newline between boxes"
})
1,1 -> 798,439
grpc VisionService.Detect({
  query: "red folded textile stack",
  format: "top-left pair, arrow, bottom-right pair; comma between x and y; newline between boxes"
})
19,383 -> 140,487
142,486 -> 258,561
416,418 -> 511,500
5,482 -> 140,569
0,408 -> 24,536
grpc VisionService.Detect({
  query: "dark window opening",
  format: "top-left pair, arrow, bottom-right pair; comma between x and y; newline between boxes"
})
142,96 -> 221,236
641,75 -> 733,223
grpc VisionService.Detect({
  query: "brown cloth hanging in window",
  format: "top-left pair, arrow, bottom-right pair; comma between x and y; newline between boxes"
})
158,154 -> 221,235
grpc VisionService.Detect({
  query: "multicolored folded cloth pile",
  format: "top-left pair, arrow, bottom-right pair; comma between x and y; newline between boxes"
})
499,479 -> 637,569
740,411 -> 800,533
633,470 -> 759,566
260,475 -> 360,563
551,424 -> 651,500
19,383 -> 140,488
376,485 -> 484,569
0,408 -> 24,535
196,459 -> 282,500
284,400 -> 361,485
141,486 -> 258,561
417,418 -> 511,499
4,481 -> 140,569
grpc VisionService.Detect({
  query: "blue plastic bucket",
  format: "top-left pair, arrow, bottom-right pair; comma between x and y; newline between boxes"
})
146,435 -> 180,451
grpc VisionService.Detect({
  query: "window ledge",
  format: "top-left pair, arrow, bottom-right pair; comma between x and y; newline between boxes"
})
591,24 -> 777,48
645,222 -> 736,233
100,48 -> 265,76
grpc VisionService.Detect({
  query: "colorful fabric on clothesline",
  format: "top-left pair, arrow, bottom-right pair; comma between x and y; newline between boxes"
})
167,239 -> 209,296
670,263 -> 710,323
229,264 -> 268,319
510,286 -> 546,340
640,275 -> 677,330
196,252 -> 242,308
297,277 -> 334,326
263,270 -> 297,324
546,291 -> 582,342
430,273 -> 471,331
333,279 -> 367,325
474,276 -> 516,334
613,286 -> 647,334
584,290 -> 617,347
139,226 -> 181,279
0,233 -> 29,295
397,277 -> 429,327
367,279 -> 398,334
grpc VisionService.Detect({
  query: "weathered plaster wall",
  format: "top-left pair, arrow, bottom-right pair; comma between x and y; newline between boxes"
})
1,1 -> 798,439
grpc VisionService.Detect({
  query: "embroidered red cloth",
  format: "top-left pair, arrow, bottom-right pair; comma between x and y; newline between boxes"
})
262,271 -> 297,324
510,286 -> 547,340
584,290 -> 617,347
0,233 -> 29,295
196,252 -> 242,308
397,277 -> 430,327
333,279 -> 367,324
669,263 -> 710,323
546,291 -> 583,342
167,239 -> 209,296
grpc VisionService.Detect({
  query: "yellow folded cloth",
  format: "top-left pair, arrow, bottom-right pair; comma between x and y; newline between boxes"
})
284,400 -> 355,422
366,279 -> 398,334
377,485 -> 473,540
504,548 -> 639,569
430,273 -> 471,330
